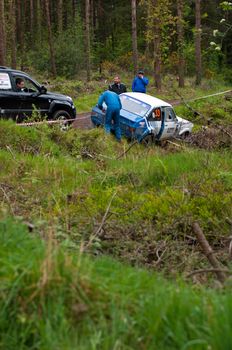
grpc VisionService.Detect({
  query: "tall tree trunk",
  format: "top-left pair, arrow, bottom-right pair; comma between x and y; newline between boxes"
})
36,0 -> 42,43
18,0 -> 26,70
85,0 -> 91,81
44,0 -> 57,76
0,0 -> 6,66
30,0 -> 34,35
153,0 -> 161,91
16,0 -> 21,44
10,0 -> 17,68
58,0 -> 63,32
177,0 -> 185,87
195,0 -> 202,85
153,27 -> 162,91
145,1 -> 151,60
73,0 -> 78,19
131,0 -> 138,75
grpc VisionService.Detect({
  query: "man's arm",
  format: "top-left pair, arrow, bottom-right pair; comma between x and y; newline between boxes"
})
142,77 -> 149,86
98,93 -> 105,109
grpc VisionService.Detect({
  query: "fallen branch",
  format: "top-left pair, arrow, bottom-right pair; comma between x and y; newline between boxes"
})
229,239 -> 232,260
85,192 -> 117,249
192,222 -> 227,283
215,124 -> 232,140
0,185 -> 15,215
166,139 -> 185,149
95,192 -> 117,236
155,246 -> 167,266
117,140 -> 138,159
226,217 -> 232,226
187,268 -> 231,279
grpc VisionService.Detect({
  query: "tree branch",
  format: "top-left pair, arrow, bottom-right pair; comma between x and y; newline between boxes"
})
193,222 -> 227,283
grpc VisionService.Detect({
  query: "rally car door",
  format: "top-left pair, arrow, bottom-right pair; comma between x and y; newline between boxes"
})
160,107 -> 178,140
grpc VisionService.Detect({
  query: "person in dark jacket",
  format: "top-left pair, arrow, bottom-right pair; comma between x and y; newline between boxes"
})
15,78 -> 25,92
108,76 -> 127,95
132,70 -> 149,93
98,90 -> 122,141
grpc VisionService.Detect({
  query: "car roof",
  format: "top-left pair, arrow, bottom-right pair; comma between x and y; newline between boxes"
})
121,92 -> 172,108
0,67 -> 30,76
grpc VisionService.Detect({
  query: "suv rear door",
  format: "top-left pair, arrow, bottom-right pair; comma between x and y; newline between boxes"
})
0,72 -> 21,119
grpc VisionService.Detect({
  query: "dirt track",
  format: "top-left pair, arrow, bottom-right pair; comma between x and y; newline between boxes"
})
72,112 -> 92,129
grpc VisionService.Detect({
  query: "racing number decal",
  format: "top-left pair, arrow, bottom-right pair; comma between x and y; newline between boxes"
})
153,108 -> 161,120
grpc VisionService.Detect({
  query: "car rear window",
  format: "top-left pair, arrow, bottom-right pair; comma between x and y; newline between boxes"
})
120,95 -> 151,117
0,73 -> 12,91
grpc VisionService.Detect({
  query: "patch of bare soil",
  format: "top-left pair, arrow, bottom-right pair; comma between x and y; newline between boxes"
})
184,126 -> 232,150
72,112 -> 92,129
95,220 -> 231,284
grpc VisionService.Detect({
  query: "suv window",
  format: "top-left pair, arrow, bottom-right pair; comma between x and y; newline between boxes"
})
13,75 -> 39,93
0,72 -> 12,91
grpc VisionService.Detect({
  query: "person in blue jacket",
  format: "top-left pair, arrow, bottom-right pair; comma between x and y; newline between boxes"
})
97,90 -> 122,141
132,70 -> 149,93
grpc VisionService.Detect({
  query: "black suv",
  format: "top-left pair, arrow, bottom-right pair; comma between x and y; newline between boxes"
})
0,67 -> 76,122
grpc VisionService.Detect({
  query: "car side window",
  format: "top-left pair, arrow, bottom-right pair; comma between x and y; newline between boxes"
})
165,107 -> 176,121
0,73 -> 12,91
13,75 -> 39,93
148,107 -> 162,121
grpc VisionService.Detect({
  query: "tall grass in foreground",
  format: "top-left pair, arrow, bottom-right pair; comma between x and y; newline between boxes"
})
1,218 -> 232,350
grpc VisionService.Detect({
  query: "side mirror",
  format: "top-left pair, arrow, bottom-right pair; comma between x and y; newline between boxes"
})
40,85 -> 47,94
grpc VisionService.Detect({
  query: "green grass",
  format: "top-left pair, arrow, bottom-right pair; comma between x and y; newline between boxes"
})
1,77 -> 232,348
1,218 -> 232,350
0,120 -> 231,274
74,92 -> 100,113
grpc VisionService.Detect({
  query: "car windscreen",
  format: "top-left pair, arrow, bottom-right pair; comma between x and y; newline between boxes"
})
120,95 -> 151,117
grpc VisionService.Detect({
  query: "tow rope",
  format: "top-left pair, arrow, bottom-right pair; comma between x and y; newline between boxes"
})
171,89 -> 232,105
17,114 -> 90,127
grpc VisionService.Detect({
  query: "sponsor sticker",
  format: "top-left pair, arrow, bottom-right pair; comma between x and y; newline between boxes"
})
0,73 -> 12,90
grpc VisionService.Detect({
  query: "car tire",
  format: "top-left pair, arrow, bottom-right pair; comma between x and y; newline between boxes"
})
179,131 -> 190,140
91,121 -> 100,128
52,110 -> 72,131
141,134 -> 154,146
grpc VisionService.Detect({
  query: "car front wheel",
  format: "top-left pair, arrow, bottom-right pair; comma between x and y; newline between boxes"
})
179,131 -> 190,140
141,134 -> 154,146
52,110 -> 72,131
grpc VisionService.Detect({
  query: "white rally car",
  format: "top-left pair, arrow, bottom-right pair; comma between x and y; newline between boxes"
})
91,92 -> 193,143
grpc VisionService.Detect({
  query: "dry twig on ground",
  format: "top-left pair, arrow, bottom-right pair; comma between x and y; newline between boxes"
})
192,222 -> 227,283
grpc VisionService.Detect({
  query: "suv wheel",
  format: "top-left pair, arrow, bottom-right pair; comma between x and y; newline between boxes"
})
53,110 -> 72,131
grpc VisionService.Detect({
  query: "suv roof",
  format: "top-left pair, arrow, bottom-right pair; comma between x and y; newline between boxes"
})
0,67 -> 32,76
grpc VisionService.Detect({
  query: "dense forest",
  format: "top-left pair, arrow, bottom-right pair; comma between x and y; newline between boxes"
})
0,0 -> 231,88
